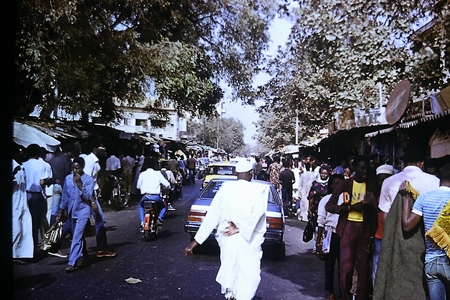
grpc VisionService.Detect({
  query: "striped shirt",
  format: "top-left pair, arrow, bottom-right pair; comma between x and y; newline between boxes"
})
412,186 -> 450,262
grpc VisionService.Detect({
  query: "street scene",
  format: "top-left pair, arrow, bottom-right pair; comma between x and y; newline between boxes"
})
10,1 -> 450,300
13,181 -> 330,300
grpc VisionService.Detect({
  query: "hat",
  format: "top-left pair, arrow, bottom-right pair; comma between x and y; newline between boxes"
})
376,164 -> 394,175
235,159 -> 253,173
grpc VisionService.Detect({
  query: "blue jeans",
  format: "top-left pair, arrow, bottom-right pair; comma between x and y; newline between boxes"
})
139,194 -> 166,223
50,183 -> 63,226
188,169 -> 195,184
425,255 -> 450,300
372,238 -> 382,287
281,188 -> 292,215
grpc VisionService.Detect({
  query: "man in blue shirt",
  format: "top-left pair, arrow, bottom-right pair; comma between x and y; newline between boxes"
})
58,157 -> 95,272
402,163 -> 450,300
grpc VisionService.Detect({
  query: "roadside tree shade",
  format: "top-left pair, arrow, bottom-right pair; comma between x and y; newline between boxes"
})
13,121 -> 60,152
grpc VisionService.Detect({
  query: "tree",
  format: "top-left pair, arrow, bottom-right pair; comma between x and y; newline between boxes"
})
255,0 -> 450,145
15,0 -> 281,121
189,117 -> 245,154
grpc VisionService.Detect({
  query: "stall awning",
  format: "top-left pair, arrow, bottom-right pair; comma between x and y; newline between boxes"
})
14,121 -> 61,152
429,125 -> 450,159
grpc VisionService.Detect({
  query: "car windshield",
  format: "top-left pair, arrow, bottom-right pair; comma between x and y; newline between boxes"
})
207,166 -> 235,175
201,181 -> 227,199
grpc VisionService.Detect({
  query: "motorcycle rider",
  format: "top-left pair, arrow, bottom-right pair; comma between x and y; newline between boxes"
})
160,162 -> 177,211
137,157 -> 170,232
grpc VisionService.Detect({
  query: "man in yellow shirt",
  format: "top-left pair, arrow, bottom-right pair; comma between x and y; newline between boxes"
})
326,156 -> 379,300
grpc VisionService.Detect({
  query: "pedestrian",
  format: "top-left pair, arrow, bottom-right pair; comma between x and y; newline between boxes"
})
279,159 -> 295,216
373,147 -> 440,300
58,157 -> 95,272
81,139 -> 116,258
187,154 -> 197,185
121,152 -> 135,201
137,157 -> 171,231
401,163 -> 450,300
292,158 -> 301,214
105,151 -> 121,178
297,162 -> 316,221
48,143 -> 76,226
254,157 -> 263,180
22,144 -> 52,251
316,173 -> 345,300
325,155 -> 379,300
308,165 -> 331,229
267,155 -> 282,195
371,164 -> 394,288
184,159 -> 268,300
12,144 -> 34,264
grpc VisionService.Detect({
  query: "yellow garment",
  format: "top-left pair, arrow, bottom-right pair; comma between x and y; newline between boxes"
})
405,180 -> 420,200
426,199 -> 450,258
348,181 -> 365,222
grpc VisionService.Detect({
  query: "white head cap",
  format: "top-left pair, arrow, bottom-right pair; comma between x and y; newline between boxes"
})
376,164 -> 394,175
235,159 -> 253,173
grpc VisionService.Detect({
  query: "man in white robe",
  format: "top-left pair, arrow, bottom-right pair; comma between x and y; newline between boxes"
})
12,159 -> 34,263
185,159 -> 268,300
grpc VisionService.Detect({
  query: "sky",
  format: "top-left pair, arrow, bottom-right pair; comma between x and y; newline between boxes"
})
219,15 -> 294,145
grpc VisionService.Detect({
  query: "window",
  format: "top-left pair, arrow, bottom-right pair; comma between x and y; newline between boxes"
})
136,119 -> 148,126
151,120 -> 167,127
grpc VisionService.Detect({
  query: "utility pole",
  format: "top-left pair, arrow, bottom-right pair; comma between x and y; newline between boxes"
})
216,102 -> 225,149
295,109 -> 299,145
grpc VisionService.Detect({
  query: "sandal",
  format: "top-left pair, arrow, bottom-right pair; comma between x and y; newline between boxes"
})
65,265 -> 77,272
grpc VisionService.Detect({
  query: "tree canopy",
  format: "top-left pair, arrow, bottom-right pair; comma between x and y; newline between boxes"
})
255,0 -> 450,148
15,0 -> 280,121
188,117 -> 245,155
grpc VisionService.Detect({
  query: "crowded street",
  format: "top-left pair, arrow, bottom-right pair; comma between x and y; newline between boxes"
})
13,180 -> 332,300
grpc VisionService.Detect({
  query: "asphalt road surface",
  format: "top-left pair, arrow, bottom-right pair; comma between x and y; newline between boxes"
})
13,180 -> 334,300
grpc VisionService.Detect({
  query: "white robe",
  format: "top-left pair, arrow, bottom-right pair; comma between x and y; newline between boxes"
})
194,180 -> 268,300
298,171 -> 316,221
12,160 -> 34,258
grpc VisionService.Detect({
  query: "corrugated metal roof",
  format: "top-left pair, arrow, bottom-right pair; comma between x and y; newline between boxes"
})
365,126 -> 395,138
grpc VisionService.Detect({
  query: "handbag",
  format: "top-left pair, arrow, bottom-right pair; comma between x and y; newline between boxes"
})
303,220 -> 314,243
40,221 -> 63,251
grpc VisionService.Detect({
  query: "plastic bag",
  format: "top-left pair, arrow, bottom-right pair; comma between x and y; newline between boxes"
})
40,221 -> 63,251
302,220 -> 314,243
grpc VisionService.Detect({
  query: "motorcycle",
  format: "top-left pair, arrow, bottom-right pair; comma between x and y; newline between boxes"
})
142,199 -> 162,241
110,174 -> 128,210
174,173 -> 183,196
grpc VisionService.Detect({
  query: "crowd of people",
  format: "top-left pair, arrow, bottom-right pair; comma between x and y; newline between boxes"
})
249,149 -> 450,300
12,139 -> 450,300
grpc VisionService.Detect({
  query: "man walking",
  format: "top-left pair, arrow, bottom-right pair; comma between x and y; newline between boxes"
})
402,163 -> 450,300
373,147 -> 440,300
81,139 -> 116,258
121,152 -> 135,201
185,159 -> 269,300
187,154 -> 197,185
23,144 -> 52,251
326,156 -> 379,300
279,159 -> 295,216
58,157 -> 95,272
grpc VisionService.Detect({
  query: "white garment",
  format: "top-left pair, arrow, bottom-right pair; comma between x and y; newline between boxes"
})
292,167 -> 301,199
298,171 -> 316,221
22,158 -> 50,192
137,168 -> 170,194
106,155 -> 121,171
317,194 -> 340,230
82,152 -> 101,190
12,160 -> 34,258
132,155 -> 145,195
378,166 -> 440,213
194,180 -> 268,300
161,168 -> 176,185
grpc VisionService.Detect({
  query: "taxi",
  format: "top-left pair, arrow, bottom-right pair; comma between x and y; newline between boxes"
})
201,161 -> 237,189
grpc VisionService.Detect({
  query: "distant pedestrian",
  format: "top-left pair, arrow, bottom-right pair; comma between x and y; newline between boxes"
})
279,159 -> 295,216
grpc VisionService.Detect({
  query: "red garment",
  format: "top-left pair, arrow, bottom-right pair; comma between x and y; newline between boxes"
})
187,157 -> 196,170
374,197 -> 384,239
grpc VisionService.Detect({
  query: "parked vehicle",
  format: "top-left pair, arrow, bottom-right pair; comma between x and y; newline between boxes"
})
201,162 -> 237,189
184,178 -> 285,259
110,174 -> 128,210
195,158 -> 208,179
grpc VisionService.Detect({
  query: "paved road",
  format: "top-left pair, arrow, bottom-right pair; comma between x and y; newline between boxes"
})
13,180 -> 333,300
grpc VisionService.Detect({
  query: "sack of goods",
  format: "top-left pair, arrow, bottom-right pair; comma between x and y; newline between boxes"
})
303,220 -> 314,243
40,221 -> 63,251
